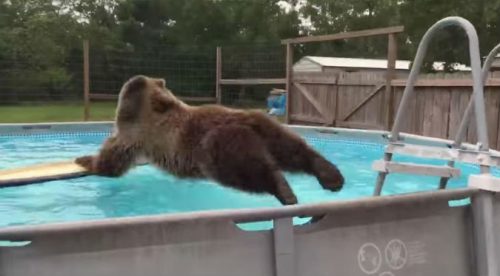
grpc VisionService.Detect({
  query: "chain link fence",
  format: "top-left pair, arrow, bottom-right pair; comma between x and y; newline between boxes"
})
0,42 -> 289,115
88,45 -> 216,101
0,50 -> 84,104
219,43 -> 286,109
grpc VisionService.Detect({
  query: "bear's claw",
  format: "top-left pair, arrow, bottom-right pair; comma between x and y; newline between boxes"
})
75,155 -> 94,171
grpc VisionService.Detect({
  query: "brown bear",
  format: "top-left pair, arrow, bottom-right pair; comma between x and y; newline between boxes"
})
75,75 -> 344,205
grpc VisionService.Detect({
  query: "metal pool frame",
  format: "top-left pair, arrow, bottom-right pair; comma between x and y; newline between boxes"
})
371,17 -> 500,276
2,16 -> 500,276
0,122 -> 497,276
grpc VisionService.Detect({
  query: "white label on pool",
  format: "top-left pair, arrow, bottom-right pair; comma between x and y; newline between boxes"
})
384,239 -> 408,270
358,242 -> 382,274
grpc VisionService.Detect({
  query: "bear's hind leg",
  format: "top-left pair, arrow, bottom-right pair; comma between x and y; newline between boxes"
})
310,155 -> 344,192
268,135 -> 344,192
268,170 -> 298,205
197,125 -> 298,205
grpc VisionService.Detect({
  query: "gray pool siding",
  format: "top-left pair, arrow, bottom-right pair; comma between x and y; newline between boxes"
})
0,123 -> 497,276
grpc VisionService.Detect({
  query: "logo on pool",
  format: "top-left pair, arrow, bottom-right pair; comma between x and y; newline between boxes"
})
358,242 -> 382,274
384,239 -> 407,270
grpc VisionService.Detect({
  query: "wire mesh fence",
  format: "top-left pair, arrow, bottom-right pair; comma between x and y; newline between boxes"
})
89,45 -> 216,100
294,34 -> 394,61
0,34 -> 402,110
0,51 -> 84,104
219,43 -> 286,109
0,41 -> 290,115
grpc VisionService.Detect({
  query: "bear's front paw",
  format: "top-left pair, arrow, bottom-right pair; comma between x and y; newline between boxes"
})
75,156 -> 95,171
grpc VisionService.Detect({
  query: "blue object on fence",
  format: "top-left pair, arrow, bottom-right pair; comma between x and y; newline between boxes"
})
267,93 -> 286,116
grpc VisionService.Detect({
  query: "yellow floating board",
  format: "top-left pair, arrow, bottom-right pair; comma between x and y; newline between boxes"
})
0,161 -> 90,188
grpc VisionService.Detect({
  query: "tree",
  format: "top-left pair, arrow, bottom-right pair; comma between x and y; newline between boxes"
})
299,0 -> 403,59
0,0 -> 82,102
3,0 -> 500,104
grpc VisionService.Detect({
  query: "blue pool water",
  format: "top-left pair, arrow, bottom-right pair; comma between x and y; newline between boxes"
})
0,130 -> 488,230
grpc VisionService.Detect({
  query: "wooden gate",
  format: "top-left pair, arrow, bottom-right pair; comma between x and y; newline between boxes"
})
289,72 -> 337,125
283,25 -> 403,129
289,72 -> 387,129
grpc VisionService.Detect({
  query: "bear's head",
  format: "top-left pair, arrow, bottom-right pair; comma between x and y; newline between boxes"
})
115,75 -> 182,126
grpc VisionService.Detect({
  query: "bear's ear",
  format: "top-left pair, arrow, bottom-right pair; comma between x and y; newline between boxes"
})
154,78 -> 166,88
125,75 -> 148,93
151,90 -> 174,113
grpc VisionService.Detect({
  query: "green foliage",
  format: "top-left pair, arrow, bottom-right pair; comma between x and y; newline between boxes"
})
300,0 -> 500,70
0,102 -> 117,123
2,0 -> 500,105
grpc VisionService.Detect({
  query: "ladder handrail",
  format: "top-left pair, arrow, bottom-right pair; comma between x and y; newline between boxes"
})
374,16 -> 491,196
390,16 -> 489,150
453,43 -> 500,148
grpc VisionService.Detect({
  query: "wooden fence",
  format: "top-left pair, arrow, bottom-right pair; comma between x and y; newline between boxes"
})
289,71 -> 500,149
283,26 -> 404,129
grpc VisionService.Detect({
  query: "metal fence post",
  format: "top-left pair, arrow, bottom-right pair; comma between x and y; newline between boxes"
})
216,47 -> 222,104
285,43 -> 293,124
83,40 -> 90,121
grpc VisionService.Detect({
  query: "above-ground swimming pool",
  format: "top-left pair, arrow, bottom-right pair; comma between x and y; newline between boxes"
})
0,122 -> 498,276
0,123 -> 490,230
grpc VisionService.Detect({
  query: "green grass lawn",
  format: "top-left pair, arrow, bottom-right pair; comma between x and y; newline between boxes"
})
0,102 -> 117,123
0,102 -> 284,124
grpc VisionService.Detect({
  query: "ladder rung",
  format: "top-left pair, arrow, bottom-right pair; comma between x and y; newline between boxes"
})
386,143 -> 500,166
372,160 -> 461,178
386,143 -> 456,160
468,174 -> 500,192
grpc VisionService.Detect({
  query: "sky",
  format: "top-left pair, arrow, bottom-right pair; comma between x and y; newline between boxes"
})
277,0 -> 313,32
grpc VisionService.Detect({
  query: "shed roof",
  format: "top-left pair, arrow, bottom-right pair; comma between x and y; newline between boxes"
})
303,56 -> 411,70
491,54 -> 500,67
296,56 -> 471,71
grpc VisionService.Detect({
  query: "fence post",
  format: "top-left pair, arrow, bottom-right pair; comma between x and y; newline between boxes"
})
83,40 -> 90,121
216,47 -> 222,104
285,43 -> 293,124
384,33 -> 398,129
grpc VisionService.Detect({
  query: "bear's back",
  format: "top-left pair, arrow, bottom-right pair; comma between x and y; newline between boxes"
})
179,104 -> 287,152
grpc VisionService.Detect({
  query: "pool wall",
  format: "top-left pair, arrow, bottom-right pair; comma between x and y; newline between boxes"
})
0,120 -> 487,151
0,121 -> 112,136
0,122 -> 498,276
0,188 -> 491,276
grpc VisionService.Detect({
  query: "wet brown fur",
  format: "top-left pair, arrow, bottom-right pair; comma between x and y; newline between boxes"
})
75,75 -> 344,205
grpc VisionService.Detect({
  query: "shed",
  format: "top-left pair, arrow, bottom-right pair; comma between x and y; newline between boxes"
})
490,54 -> 500,70
293,56 -> 471,76
293,56 -> 411,75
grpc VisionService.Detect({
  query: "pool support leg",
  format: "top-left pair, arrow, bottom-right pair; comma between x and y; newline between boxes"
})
273,217 -> 295,276
471,191 -> 498,276
373,152 -> 393,196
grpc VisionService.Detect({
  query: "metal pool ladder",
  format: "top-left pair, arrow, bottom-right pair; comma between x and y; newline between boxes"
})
372,16 -> 500,196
